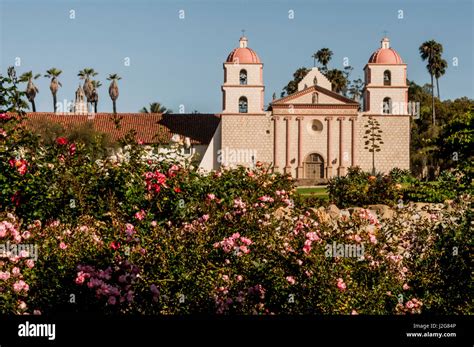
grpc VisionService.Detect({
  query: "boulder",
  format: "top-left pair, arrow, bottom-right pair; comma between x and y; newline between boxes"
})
326,204 -> 340,219
273,206 -> 293,221
367,204 -> 394,220
413,202 -> 430,210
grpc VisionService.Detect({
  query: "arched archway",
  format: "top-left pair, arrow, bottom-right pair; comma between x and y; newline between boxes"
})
304,153 -> 325,179
239,96 -> 248,113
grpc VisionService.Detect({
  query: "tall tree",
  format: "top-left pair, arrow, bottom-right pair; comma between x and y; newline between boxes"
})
140,102 -> 172,114
419,40 -> 443,125
90,80 -> 102,113
19,71 -> 40,112
431,56 -> 447,99
44,68 -> 63,112
282,67 -> 310,96
347,78 -> 364,107
78,68 -> 98,112
314,48 -> 333,73
107,74 -> 121,114
326,69 -> 347,93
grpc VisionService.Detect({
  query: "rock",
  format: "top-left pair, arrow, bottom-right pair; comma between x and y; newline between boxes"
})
444,200 -> 455,212
347,207 -> 365,216
273,206 -> 293,221
413,202 -> 430,210
367,204 -> 394,220
340,210 -> 350,218
326,204 -> 340,219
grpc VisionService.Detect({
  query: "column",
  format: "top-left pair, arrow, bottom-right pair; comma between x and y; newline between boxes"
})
271,116 -> 280,171
337,117 -> 346,176
325,117 -> 333,178
284,116 -> 292,174
296,116 -> 304,178
350,117 -> 357,167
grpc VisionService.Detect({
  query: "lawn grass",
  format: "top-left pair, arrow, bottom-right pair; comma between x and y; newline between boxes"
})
296,186 -> 329,199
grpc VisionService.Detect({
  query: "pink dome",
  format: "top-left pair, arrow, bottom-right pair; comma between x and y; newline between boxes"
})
368,38 -> 403,64
226,36 -> 261,64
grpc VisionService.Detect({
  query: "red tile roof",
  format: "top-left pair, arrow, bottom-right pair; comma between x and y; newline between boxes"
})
22,113 -> 221,145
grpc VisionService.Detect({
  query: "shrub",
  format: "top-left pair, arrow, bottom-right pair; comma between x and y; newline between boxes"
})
404,168 -> 473,203
327,167 -> 402,208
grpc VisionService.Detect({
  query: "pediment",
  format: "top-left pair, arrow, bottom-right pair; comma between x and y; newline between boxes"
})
271,85 -> 359,106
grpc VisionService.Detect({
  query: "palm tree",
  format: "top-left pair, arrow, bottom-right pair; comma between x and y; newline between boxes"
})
419,40 -> 443,124
431,56 -> 447,99
44,68 -> 63,112
326,69 -> 347,93
19,71 -> 40,112
140,102 -> 172,114
90,80 -> 102,113
107,74 -> 121,114
314,48 -> 333,72
78,68 -> 98,111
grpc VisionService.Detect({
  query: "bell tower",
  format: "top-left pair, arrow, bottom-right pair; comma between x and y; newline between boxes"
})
222,36 -> 265,115
363,37 -> 408,115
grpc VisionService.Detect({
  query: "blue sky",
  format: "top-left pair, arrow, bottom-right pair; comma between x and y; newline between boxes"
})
1,0 -> 472,113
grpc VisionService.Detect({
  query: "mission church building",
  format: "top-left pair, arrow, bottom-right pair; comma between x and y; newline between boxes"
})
26,36 -> 410,182
220,35 -> 410,182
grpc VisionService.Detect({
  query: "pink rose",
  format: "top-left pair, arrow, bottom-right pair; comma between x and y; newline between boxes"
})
403,283 -> 410,290
0,271 -> 11,281
337,278 -> 346,292
26,259 -> 35,269
13,280 -> 28,293
369,235 -> 377,244
18,301 -> 27,310
239,245 -> 249,254
21,231 -> 31,239
108,296 -> 117,305
207,193 -> 216,200
236,275 -> 243,282
59,242 -> 67,250
222,275 -> 229,281
135,210 -> 146,221
306,232 -> 319,241
12,267 -> 20,276
240,237 -> 252,246
303,244 -> 312,254
286,276 -> 296,285
69,143 -> 77,156
406,301 -> 414,309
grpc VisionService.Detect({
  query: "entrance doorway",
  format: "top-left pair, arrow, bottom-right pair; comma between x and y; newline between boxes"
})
304,153 -> 325,179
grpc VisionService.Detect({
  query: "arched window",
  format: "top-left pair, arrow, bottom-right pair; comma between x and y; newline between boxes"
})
383,70 -> 391,86
383,97 -> 392,114
239,96 -> 248,113
239,69 -> 247,85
